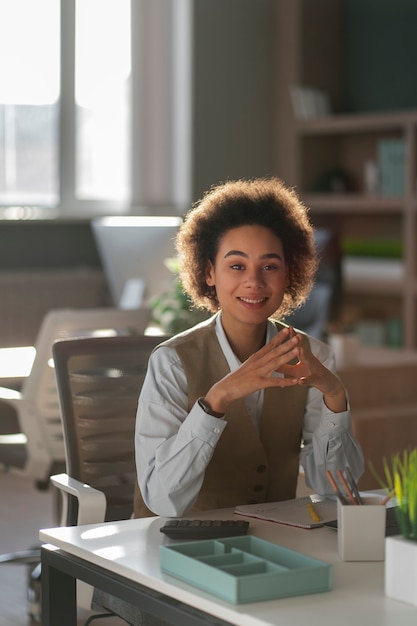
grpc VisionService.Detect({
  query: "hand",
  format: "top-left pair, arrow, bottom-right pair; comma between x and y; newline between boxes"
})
275,327 -> 310,380
281,330 -> 347,413
205,327 -> 303,413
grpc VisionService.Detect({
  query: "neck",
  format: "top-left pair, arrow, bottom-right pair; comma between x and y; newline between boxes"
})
221,318 -> 268,362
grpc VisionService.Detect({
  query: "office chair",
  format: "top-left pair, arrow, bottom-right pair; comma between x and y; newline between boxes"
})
0,307 -> 150,487
0,307 -> 151,620
50,334 -> 168,626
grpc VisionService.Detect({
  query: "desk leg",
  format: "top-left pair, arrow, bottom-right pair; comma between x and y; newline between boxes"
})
41,545 -> 233,626
41,548 -> 77,626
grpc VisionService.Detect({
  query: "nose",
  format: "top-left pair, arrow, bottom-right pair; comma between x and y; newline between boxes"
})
244,267 -> 265,287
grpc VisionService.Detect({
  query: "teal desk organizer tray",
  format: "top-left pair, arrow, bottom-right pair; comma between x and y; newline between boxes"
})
160,535 -> 332,604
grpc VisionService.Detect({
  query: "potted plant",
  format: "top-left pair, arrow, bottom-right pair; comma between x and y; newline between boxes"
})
150,258 -> 209,335
381,448 -> 417,607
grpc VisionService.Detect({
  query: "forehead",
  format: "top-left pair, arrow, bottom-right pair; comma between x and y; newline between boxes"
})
217,224 -> 283,255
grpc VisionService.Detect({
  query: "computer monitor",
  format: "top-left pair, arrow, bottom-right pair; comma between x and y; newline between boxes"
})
92,215 -> 183,308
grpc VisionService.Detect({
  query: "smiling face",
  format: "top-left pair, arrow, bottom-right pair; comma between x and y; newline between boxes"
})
206,224 -> 289,335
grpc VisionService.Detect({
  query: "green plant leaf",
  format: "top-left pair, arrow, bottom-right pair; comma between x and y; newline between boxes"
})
369,448 -> 417,541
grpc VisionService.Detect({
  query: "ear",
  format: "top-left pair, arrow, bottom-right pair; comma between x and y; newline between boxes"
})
205,260 -> 215,286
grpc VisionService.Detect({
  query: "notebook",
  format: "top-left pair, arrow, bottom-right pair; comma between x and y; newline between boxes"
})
234,495 -> 337,529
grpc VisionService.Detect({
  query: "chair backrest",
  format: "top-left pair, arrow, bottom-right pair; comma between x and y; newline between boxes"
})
19,307 -> 151,485
52,334 -> 166,522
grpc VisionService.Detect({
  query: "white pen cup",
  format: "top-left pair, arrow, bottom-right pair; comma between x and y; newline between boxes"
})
337,496 -> 386,561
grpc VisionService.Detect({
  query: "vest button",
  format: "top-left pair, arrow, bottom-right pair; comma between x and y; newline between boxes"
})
253,484 -> 264,492
257,464 -> 266,473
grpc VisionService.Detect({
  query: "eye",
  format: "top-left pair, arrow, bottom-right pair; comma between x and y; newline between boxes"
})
262,263 -> 278,271
230,263 -> 245,270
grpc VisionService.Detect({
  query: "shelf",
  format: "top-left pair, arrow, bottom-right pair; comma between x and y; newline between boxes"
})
343,257 -> 404,295
303,193 -> 404,214
296,109 -> 417,135
344,281 -> 405,297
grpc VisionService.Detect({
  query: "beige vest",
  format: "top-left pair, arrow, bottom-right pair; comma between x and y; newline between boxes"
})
134,318 -> 308,518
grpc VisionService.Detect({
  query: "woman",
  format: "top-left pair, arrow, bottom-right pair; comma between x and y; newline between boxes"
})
134,177 -> 364,518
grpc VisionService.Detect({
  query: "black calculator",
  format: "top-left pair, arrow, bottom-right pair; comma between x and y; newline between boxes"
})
160,519 -> 250,540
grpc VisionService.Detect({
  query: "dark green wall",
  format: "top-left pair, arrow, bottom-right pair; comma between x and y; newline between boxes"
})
345,0 -> 417,112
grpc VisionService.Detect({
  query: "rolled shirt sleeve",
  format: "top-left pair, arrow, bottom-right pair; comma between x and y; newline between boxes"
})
299,336 -> 364,496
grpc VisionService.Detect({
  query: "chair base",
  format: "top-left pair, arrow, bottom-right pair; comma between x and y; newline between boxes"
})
0,547 -> 40,565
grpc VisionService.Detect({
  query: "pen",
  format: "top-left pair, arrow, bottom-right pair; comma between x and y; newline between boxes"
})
306,501 -> 321,523
336,469 -> 358,506
325,470 -> 348,505
344,465 -> 362,505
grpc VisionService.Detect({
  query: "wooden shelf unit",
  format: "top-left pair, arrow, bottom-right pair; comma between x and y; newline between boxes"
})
296,110 -> 417,349
274,0 -> 417,348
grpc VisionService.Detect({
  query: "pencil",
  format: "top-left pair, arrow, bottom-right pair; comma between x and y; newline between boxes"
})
325,470 -> 348,505
380,488 -> 395,506
344,465 -> 363,505
306,501 -> 321,523
336,469 -> 358,505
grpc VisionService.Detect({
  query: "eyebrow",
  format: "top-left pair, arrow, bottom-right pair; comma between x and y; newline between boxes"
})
224,250 -> 283,261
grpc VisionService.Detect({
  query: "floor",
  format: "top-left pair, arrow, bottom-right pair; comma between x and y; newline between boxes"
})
0,470 -> 126,626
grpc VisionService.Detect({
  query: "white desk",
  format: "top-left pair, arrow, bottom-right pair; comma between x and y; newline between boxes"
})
40,508 -> 416,626
0,345 -> 35,387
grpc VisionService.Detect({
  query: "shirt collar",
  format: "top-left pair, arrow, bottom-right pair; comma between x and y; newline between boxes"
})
215,313 -> 278,370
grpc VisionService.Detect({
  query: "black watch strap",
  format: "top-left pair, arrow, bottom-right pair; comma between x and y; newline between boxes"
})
198,397 -> 225,419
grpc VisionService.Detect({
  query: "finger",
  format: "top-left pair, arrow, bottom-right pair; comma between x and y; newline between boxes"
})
265,345 -> 300,376
268,375 -> 299,389
266,326 -> 291,349
249,335 -> 298,374
279,360 -> 310,379
244,328 -> 291,366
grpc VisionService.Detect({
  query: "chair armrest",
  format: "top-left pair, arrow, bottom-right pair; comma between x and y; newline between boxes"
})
50,473 -> 107,611
51,473 -> 107,526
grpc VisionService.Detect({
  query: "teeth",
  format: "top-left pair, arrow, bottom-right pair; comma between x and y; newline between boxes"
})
239,297 -> 265,304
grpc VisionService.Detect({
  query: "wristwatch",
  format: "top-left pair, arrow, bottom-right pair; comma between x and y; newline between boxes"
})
197,397 -> 225,419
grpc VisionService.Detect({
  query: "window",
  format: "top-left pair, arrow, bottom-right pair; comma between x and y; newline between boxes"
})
0,0 -> 130,214
75,0 -> 131,202
0,0 -> 60,208
0,0 -> 191,218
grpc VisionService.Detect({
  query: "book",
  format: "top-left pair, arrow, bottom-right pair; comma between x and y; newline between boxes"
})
234,495 -> 337,529
290,85 -> 331,120
378,138 -> 405,196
